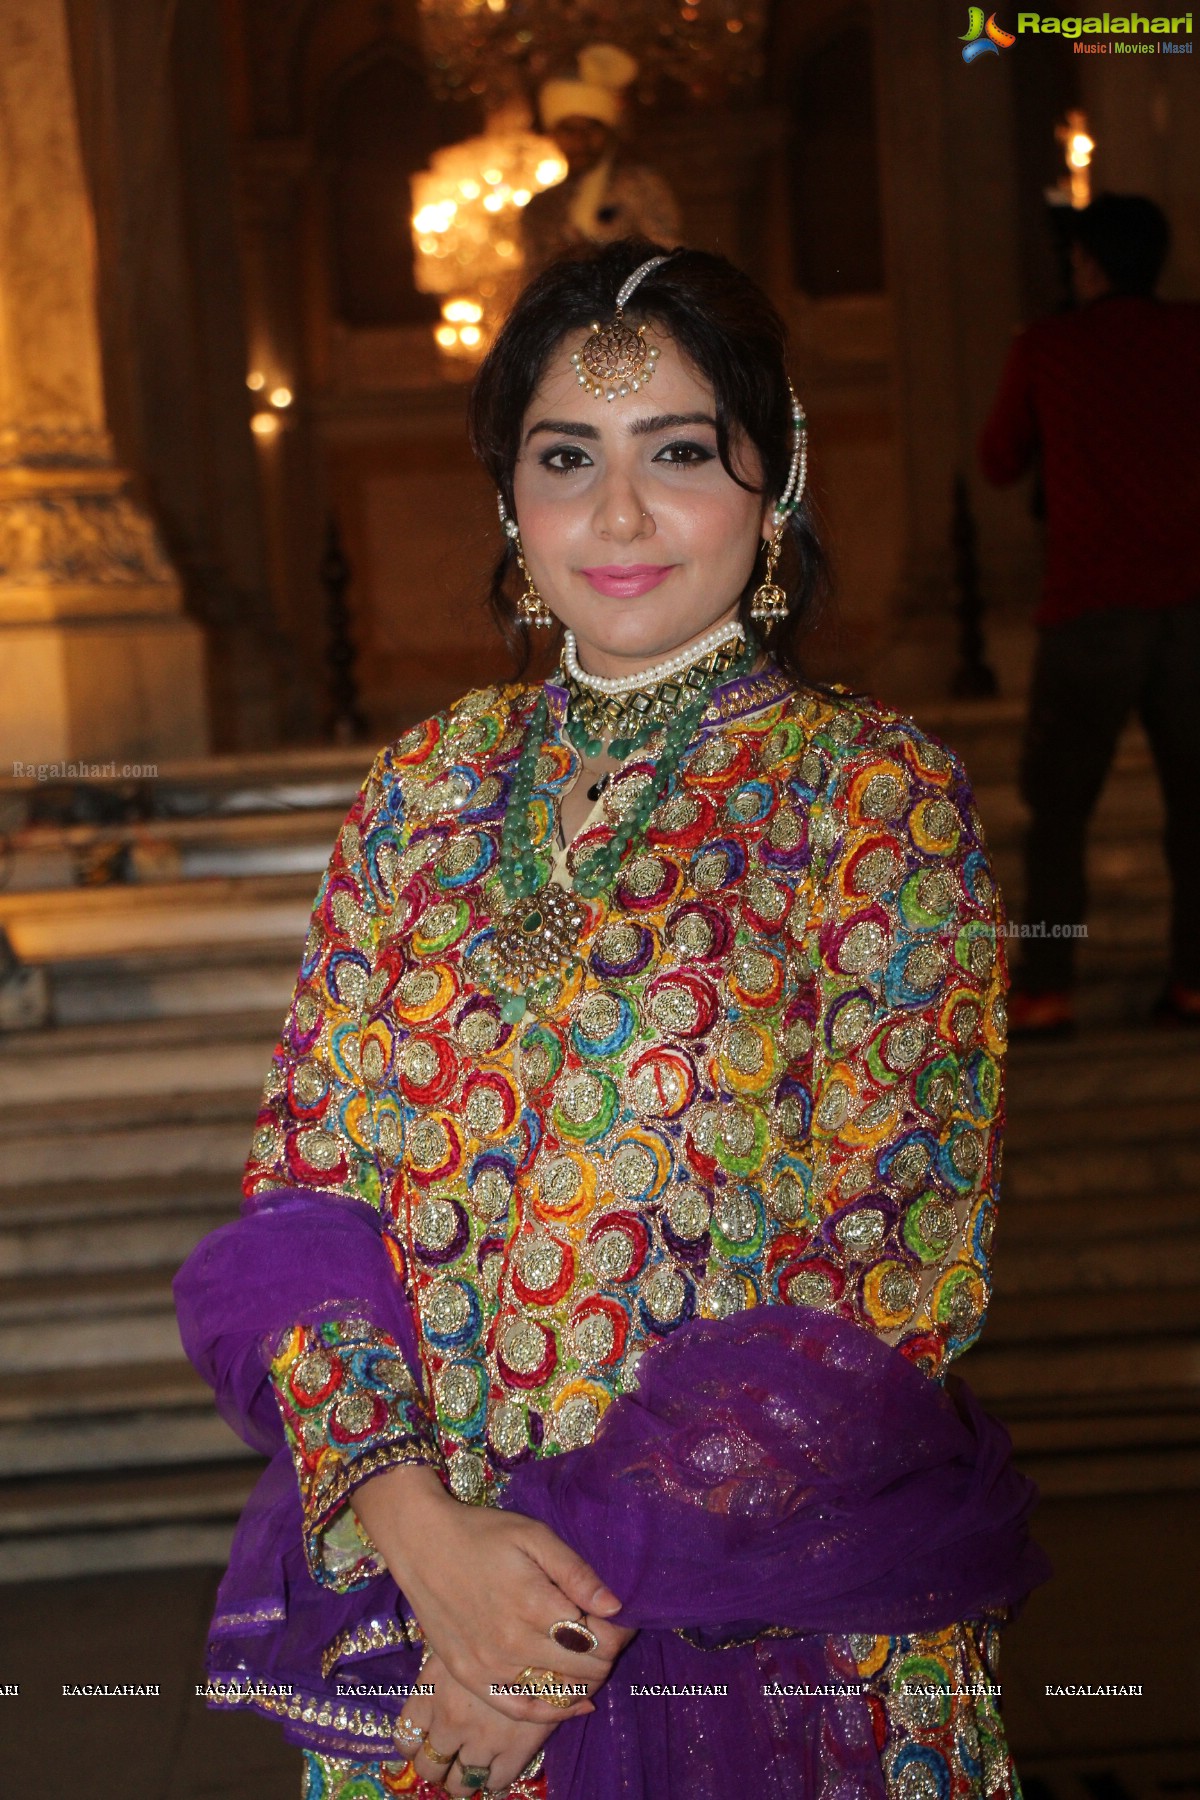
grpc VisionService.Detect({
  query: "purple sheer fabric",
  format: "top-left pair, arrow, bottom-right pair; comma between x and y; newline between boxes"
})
174,1190 -> 1049,1796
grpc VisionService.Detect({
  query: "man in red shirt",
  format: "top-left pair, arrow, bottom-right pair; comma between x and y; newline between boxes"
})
979,194 -> 1200,1032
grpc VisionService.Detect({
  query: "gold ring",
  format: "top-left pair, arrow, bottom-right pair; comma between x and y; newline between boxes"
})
517,1665 -> 577,1709
424,1741 -> 458,1766
549,1617 -> 599,1655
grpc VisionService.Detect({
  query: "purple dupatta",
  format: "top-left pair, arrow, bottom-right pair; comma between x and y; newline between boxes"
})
174,1188 -> 1048,1796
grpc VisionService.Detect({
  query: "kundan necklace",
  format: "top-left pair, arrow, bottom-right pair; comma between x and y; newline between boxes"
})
561,620 -> 747,758
476,626 -> 757,1022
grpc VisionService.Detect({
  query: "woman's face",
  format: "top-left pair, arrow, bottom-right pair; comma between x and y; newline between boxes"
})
510,331 -> 776,680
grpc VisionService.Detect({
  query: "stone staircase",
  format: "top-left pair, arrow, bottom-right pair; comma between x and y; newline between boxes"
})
0,709 -> 1195,1580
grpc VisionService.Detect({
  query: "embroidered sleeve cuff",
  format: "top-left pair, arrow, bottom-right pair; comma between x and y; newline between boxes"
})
270,1319 -> 440,1591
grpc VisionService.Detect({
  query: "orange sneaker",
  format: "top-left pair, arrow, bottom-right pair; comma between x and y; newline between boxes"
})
1008,988 -> 1075,1038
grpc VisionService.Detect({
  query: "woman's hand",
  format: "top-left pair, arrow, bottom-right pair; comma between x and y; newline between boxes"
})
353,1465 -> 636,1722
396,1648 -> 556,1795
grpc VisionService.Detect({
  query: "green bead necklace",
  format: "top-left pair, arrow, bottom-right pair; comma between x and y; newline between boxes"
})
478,631 -> 757,1022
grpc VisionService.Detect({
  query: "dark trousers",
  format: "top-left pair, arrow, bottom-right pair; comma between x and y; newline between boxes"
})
1017,603 -> 1200,992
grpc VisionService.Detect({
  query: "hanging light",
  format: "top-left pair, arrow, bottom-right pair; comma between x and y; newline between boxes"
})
410,126 -> 567,361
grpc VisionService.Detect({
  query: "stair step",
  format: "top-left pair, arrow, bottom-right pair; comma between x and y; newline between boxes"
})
0,1036 -> 275,1108
965,1329 -> 1200,1399
996,1188 -> 1199,1246
0,1461 -> 258,1536
47,940 -> 299,1026
0,1358 -> 216,1424
0,1406 -> 254,1477
982,1284 -> 1200,1345
0,1206 -> 233,1279
0,872 -> 315,964
0,1090 -> 255,1187
997,1235 -> 1200,1295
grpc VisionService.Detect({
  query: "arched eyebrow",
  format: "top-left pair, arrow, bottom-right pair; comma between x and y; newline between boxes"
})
523,411 -> 717,445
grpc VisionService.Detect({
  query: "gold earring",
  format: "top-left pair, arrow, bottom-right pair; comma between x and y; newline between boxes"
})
515,543 -> 554,630
750,527 -> 788,623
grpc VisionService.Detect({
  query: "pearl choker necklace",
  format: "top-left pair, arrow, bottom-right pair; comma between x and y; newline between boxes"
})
562,620 -> 745,696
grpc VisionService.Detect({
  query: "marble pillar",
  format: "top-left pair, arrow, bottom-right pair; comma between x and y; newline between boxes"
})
0,0 -> 207,765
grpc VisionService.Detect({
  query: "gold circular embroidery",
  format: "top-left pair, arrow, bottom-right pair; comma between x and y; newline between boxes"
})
853,847 -> 901,896
714,1189 -> 757,1242
553,1396 -> 599,1449
488,1401 -> 529,1459
787,1268 -> 832,1307
398,969 -> 442,1010
414,1194 -> 458,1251
885,1021 -> 929,1072
839,920 -> 888,975
666,1185 -> 711,1239
586,1229 -> 632,1283
648,984 -> 700,1036
644,1264 -> 687,1324
471,1165 -> 512,1219
860,772 -> 906,820
668,911 -> 714,959
458,1009 -> 501,1055
297,1127 -> 339,1170
500,1317 -> 548,1375
595,922 -> 641,964
516,1234 -> 564,1291
768,1171 -> 807,1223
622,854 -> 668,898
726,1024 -> 766,1075
831,997 -> 872,1051
835,1208 -> 886,1258
293,1351 -> 332,1391
465,1084 -> 507,1138
556,1070 -> 604,1123
437,1363 -> 481,1421
438,834 -> 484,879
704,1272 -> 746,1318
880,1267 -> 919,1317
578,992 -> 622,1039
448,1450 -> 485,1503
539,1156 -> 583,1209
572,1311 -> 615,1364
333,1394 -> 376,1435
654,793 -> 700,833
422,1283 -> 470,1335
611,1141 -> 657,1197
408,1117 -> 450,1172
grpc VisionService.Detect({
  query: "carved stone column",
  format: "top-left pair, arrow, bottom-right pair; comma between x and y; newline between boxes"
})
0,0 -> 207,764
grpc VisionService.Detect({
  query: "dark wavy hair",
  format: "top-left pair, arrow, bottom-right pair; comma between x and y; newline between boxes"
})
467,238 -> 829,684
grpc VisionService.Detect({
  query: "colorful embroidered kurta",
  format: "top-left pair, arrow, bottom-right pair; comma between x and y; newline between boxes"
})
247,667 -> 1014,1800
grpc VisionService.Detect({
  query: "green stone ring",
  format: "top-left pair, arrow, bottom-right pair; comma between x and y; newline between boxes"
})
458,1765 -> 492,1793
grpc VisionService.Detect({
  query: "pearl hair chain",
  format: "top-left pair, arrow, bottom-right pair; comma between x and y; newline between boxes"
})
772,383 -> 809,530
562,619 -> 745,696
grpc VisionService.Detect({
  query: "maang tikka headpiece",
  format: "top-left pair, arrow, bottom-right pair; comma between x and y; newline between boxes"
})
571,253 -> 671,402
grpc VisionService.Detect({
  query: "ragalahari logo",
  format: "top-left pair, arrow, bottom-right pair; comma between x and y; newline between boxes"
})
961,7 -> 1017,58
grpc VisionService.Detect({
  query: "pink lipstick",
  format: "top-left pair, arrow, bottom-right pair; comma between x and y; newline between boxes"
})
580,564 -> 675,598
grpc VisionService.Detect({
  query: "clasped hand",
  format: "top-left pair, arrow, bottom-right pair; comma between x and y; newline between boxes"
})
352,1465 -> 635,1791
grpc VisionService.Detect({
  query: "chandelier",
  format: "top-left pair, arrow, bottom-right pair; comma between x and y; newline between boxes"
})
417,0 -> 766,103
411,126 -> 567,360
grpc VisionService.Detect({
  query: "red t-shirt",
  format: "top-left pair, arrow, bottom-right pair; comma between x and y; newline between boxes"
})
978,295 -> 1200,626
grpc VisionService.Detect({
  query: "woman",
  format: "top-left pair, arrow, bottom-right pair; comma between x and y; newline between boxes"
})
176,241 -> 1047,1800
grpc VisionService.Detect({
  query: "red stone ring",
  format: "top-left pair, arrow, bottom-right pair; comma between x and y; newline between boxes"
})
549,1617 -> 600,1656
